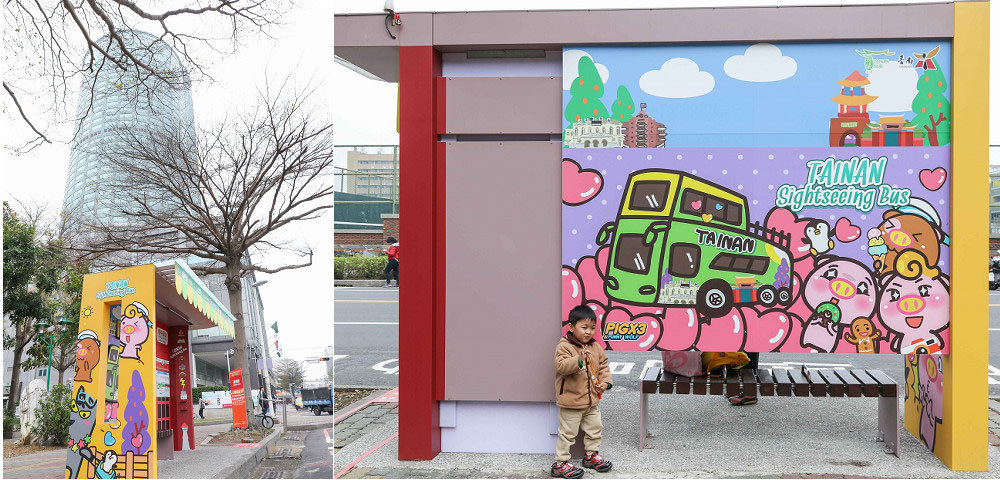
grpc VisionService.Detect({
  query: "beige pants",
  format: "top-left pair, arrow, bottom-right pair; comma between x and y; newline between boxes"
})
555,405 -> 602,461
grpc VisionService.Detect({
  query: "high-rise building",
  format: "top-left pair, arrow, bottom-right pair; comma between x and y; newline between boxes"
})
62,30 -> 195,234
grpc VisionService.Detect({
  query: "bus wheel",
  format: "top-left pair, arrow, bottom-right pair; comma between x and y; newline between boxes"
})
757,285 -> 777,307
777,287 -> 793,305
698,279 -> 733,318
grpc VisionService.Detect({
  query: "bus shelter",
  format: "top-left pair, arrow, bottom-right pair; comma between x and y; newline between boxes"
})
64,260 -> 235,478
335,0 -> 988,471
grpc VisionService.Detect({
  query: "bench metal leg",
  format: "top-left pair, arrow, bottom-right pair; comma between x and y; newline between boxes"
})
877,395 -> 900,457
639,390 -> 648,451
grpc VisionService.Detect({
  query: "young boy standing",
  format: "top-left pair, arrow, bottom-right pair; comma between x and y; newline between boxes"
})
551,305 -> 614,478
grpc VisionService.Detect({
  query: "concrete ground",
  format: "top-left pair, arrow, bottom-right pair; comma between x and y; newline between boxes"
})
3,408 -> 332,479
335,388 -> 1000,479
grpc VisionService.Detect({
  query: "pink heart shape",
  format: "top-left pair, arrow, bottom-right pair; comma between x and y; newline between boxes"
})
742,308 -> 797,352
656,308 -> 699,351
575,256 -> 608,307
130,434 -> 143,449
561,267 -> 585,321
562,159 -> 604,206
690,200 -> 702,210
919,167 -> 946,191
834,217 -> 861,243
694,308 -> 746,352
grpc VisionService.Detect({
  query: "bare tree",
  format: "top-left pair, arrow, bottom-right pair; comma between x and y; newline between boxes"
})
4,0 -> 284,151
273,358 -> 305,390
71,83 -> 334,429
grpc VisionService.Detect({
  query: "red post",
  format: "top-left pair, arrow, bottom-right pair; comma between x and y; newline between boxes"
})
398,45 -> 442,460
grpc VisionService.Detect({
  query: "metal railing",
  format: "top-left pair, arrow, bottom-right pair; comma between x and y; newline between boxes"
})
335,145 -> 399,215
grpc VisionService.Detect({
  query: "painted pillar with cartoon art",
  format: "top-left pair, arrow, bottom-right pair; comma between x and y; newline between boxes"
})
66,264 -> 157,479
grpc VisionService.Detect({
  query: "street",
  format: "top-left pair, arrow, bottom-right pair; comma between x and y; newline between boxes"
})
335,286 -> 1000,396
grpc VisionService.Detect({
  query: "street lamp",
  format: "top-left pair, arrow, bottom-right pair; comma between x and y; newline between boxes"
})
34,316 -> 72,390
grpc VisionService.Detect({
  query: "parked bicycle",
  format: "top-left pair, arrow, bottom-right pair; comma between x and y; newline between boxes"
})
254,411 -> 274,429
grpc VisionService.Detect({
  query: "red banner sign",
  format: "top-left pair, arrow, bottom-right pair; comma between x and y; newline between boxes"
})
229,369 -> 247,428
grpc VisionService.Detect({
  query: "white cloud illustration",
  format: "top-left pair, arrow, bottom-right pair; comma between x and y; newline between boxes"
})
866,63 -> 919,113
724,43 -> 797,82
639,58 -> 715,98
563,50 -> 609,90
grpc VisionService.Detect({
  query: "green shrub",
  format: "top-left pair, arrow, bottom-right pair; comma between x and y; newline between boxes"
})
31,383 -> 72,446
193,385 -> 229,404
334,256 -> 389,280
3,411 -> 19,433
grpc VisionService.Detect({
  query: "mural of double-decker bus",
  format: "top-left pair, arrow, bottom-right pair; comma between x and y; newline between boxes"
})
596,169 -> 794,316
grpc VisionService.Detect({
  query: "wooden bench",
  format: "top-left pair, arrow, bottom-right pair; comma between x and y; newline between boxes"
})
639,365 -> 899,456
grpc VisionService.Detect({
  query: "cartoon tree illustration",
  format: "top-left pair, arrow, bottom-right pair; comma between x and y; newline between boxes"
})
611,85 -> 635,123
565,56 -> 608,125
122,370 -> 151,456
774,259 -> 790,289
911,67 -> 950,146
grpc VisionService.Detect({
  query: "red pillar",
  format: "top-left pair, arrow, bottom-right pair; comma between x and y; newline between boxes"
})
398,45 -> 442,460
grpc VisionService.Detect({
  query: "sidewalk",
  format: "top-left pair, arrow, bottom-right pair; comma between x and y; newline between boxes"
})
2,410 -> 333,479
335,388 -> 1000,479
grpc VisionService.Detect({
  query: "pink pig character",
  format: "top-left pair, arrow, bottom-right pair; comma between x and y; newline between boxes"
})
119,301 -> 150,359
800,257 -> 877,352
877,251 -> 949,354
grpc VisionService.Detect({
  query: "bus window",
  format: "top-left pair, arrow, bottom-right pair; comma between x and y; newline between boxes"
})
614,234 -> 653,274
629,181 -> 671,211
710,253 -> 770,275
680,188 -> 743,227
668,243 -> 700,277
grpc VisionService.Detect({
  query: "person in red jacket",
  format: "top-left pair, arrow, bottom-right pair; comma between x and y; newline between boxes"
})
383,237 -> 399,287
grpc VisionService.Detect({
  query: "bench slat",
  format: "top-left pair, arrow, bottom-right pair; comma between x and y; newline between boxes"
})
865,369 -> 898,397
756,368 -> 775,396
802,366 -> 827,397
834,368 -> 862,397
708,373 -> 724,395
817,369 -> 845,397
787,368 -> 811,396
692,375 -> 708,395
659,370 -> 675,394
725,369 -> 741,397
675,375 -> 692,394
850,369 -> 880,397
641,367 -> 660,394
772,368 -> 792,396
741,369 -> 757,396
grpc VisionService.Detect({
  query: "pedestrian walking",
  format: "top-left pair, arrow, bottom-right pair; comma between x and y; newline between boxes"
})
551,305 -> 614,478
383,236 -> 399,287
260,387 -> 269,416
198,397 -> 206,419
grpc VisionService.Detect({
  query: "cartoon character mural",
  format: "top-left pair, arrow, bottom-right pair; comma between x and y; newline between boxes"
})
74,330 -> 101,382
66,385 -> 99,478
119,302 -> 150,360
122,370 -> 151,456
904,353 -> 944,452
561,41 -> 951,355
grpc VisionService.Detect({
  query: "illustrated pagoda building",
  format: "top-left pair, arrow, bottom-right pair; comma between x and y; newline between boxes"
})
623,103 -> 667,148
867,115 -> 922,146
829,70 -> 877,147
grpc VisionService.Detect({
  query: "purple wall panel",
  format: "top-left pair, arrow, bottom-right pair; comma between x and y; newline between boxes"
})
440,401 -> 557,454
444,77 -> 562,135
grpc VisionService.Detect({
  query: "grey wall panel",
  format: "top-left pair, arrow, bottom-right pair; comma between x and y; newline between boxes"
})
445,77 -> 562,135
431,4 -> 953,48
445,141 -> 562,402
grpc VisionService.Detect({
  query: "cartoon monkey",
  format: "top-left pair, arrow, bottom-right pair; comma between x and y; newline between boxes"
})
804,219 -> 834,256
844,317 -> 882,354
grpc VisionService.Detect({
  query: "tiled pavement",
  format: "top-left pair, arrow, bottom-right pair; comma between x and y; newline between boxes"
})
334,389 -> 399,451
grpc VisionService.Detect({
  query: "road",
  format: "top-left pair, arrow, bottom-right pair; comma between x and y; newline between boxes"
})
294,428 -> 333,479
334,286 -> 1000,396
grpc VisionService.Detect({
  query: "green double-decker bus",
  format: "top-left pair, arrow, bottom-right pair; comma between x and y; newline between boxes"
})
596,169 -> 795,317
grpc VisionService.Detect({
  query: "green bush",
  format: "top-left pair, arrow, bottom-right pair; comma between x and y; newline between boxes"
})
4,411 -> 19,433
31,383 -> 72,446
193,385 -> 229,404
334,256 -> 388,280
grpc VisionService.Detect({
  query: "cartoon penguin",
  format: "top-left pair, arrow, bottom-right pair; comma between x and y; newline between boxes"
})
805,219 -> 835,256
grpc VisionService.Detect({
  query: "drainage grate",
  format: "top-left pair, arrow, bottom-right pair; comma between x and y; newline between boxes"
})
283,436 -> 300,442
260,471 -> 286,479
272,448 -> 294,458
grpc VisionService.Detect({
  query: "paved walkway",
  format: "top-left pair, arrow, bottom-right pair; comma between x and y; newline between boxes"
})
334,388 -> 1000,479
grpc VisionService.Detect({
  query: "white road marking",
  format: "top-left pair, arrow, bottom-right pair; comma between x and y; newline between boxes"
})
372,359 -> 399,375
335,322 -> 399,325
333,355 -> 347,362
989,365 -> 1000,385
609,362 -> 634,375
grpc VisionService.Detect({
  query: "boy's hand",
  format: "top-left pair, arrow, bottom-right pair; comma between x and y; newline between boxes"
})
595,382 -> 607,394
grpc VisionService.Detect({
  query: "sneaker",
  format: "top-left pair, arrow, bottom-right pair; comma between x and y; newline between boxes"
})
550,461 -> 584,478
382,284 -> 391,288
583,452 -> 612,472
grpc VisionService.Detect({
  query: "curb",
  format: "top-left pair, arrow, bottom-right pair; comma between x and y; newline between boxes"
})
194,419 -> 233,427
335,388 -> 391,423
286,422 -> 334,432
216,428 -> 282,479
334,280 -> 395,287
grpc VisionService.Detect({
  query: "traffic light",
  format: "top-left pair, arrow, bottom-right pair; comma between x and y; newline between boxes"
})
318,356 -> 330,361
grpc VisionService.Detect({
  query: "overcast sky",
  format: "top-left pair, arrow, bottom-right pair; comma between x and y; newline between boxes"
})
2,1 -> 336,381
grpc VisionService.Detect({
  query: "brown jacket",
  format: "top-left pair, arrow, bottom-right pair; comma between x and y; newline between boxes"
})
554,334 -> 612,409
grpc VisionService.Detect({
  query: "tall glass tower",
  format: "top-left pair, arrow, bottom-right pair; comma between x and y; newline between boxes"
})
62,30 -> 195,233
